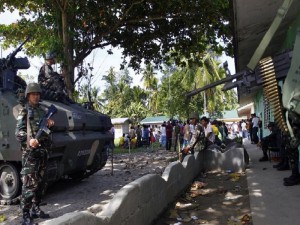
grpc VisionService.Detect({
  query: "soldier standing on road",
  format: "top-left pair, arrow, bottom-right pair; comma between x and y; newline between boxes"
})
38,52 -> 69,102
15,83 -> 55,225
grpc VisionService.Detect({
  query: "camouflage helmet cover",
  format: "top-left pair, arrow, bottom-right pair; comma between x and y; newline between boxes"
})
45,51 -> 56,60
25,83 -> 42,96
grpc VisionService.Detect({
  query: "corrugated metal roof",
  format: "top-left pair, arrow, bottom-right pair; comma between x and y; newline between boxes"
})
111,118 -> 130,124
140,116 -> 169,124
222,110 -> 239,119
217,110 -> 247,121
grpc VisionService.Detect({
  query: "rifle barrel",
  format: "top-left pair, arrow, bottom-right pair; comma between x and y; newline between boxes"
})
185,71 -> 244,98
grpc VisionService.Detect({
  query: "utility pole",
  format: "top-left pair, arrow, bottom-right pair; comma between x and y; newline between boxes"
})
203,91 -> 207,117
168,68 -> 171,116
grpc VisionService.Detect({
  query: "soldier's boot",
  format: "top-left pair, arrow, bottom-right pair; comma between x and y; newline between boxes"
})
259,153 -> 268,162
273,156 -> 287,168
21,211 -> 34,225
277,157 -> 290,171
273,159 -> 284,168
284,175 -> 300,186
283,159 -> 300,186
31,204 -> 50,219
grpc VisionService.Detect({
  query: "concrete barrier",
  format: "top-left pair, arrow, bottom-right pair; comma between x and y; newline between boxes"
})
42,146 -> 247,225
204,147 -> 247,172
98,174 -> 167,225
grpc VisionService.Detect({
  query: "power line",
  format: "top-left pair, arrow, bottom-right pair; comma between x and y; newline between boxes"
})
91,53 -> 110,86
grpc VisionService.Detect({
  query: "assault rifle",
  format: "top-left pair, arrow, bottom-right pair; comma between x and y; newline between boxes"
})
35,104 -> 58,140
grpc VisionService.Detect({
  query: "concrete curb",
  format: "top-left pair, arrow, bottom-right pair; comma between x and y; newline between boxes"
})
42,145 -> 246,225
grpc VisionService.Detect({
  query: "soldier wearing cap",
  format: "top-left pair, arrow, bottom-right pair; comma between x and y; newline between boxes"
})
38,52 -> 68,102
15,83 -> 54,225
181,112 -> 205,157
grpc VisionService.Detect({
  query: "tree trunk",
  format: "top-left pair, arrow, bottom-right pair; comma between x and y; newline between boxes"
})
61,5 -> 74,98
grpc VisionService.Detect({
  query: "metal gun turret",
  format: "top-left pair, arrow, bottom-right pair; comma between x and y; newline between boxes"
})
0,37 -> 30,90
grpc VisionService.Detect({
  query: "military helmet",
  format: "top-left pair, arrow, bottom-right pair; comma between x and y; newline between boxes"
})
189,112 -> 199,119
25,83 -> 42,96
45,51 -> 56,60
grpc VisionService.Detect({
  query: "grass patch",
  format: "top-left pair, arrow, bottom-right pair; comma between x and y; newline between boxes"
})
113,141 -> 163,154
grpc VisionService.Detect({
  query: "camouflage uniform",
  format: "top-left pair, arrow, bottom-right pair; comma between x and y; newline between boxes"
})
38,63 -> 68,102
186,124 -> 205,152
15,104 -> 50,212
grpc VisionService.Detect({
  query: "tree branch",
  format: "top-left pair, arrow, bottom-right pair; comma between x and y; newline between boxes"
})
55,0 -> 64,12
74,42 -> 111,66
75,0 -> 145,66
63,0 -> 69,11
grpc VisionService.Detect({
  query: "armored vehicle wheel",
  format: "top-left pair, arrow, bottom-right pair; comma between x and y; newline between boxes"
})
0,162 -> 21,200
69,171 -> 87,181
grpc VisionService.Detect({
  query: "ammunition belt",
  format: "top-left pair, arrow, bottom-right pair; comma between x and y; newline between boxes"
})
259,57 -> 289,134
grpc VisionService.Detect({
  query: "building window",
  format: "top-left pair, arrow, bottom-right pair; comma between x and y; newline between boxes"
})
264,98 -> 271,129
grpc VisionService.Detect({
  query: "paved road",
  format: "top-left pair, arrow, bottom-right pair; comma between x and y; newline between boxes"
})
245,140 -> 300,225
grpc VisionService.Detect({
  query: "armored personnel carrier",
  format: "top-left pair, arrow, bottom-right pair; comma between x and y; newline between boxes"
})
0,41 -> 113,204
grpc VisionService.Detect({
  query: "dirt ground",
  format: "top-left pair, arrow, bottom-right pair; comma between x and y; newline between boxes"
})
0,149 -> 178,225
155,171 -> 252,225
0,149 -> 252,225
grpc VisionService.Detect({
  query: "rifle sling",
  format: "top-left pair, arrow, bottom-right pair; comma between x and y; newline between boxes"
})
26,104 -> 32,149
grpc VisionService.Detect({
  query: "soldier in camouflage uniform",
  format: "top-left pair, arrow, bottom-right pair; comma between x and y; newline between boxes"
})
38,52 -> 69,103
181,112 -> 205,161
15,83 -> 54,225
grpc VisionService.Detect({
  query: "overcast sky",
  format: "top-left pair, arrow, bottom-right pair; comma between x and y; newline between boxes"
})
0,10 -> 235,91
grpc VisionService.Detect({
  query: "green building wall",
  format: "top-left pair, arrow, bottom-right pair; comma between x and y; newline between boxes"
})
253,89 -> 273,139
251,13 -> 300,139
281,13 -> 300,50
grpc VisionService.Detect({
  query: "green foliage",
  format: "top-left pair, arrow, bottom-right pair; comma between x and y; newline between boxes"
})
234,136 -> 243,144
97,51 -> 237,123
156,51 -> 237,119
113,139 -> 162,154
1,0 -> 233,94
100,67 -> 148,122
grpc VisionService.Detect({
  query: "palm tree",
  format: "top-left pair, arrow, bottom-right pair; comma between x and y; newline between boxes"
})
181,50 -> 237,115
102,67 -> 117,87
102,67 -> 118,100
141,63 -> 159,110
141,64 -> 157,90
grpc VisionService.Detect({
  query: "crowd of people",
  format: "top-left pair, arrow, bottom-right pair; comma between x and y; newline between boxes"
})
117,114 -> 232,153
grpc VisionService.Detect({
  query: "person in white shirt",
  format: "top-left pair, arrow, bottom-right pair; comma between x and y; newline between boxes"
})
241,120 -> 247,138
251,113 -> 259,144
159,122 -> 167,148
232,122 -> 239,136
200,116 -> 215,146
